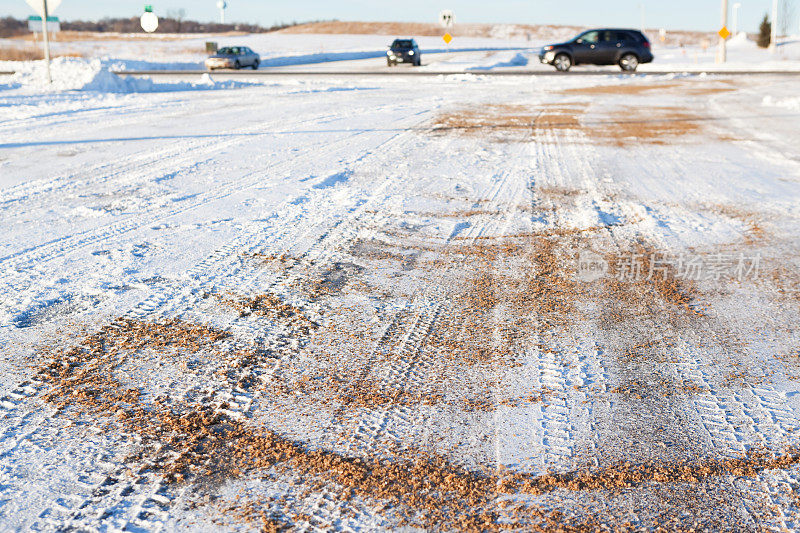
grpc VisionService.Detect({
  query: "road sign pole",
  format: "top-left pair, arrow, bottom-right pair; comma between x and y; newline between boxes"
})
732,3 -> 741,36
717,0 -> 728,63
439,10 -> 455,51
769,0 -> 778,52
41,0 -> 52,83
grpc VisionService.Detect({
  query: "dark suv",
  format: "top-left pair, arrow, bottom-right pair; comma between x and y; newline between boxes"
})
539,29 -> 653,72
387,39 -> 421,67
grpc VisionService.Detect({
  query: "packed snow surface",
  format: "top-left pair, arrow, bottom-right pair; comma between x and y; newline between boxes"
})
1,31 -> 800,532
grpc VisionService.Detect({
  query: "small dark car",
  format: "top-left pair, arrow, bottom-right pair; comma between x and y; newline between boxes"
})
205,46 -> 260,70
539,29 -> 653,72
387,39 -> 421,67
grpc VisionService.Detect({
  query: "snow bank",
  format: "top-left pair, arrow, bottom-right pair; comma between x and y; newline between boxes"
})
11,57 -> 104,92
468,52 -> 530,71
83,70 -> 256,93
762,95 -> 800,111
9,57 -> 257,94
727,32 -> 752,48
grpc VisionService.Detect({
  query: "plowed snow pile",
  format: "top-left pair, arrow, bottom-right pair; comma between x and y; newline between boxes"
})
8,57 -> 255,93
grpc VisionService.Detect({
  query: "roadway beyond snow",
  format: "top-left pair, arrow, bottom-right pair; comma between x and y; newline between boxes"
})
1,73 -> 800,531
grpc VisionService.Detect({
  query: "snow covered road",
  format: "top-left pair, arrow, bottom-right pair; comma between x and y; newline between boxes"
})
1,72 -> 800,530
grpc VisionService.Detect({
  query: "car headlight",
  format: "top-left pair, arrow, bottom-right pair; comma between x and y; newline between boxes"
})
543,46 -> 554,51
387,50 -> 392,55
408,51 -> 414,55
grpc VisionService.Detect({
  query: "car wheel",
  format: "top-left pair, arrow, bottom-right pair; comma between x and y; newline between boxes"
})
414,58 -> 421,66
233,61 -> 240,70
252,60 -> 259,70
554,53 -> 572,72
619,53 -> 639,72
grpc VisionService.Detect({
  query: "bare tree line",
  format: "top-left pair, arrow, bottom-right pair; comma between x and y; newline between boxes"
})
0,15 -> 327,38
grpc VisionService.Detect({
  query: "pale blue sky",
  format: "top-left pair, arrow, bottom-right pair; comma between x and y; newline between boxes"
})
1,0 -> 790,33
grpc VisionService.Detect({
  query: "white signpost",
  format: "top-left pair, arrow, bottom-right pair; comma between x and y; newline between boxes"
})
217,0 -> 227,24
25,0 -> 61,83
140,5 -> 159,33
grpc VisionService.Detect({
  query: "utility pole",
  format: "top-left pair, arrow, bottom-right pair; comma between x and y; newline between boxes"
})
732,2 -> 741,35
717,0 -> 728,63
41,0 -> 52,83
640,3 -> 645,34
769,0 -> 779,52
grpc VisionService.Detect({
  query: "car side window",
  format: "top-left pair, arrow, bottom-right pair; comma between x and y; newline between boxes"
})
616,31 -> 632,43
600,31 -> 615,42
577,31 -> 599,44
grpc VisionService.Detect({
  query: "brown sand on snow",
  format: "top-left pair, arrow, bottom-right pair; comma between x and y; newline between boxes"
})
30,195 -> 797,530
26,91 -> 794,530
560,79 -> 738,97
430,102 -> 715,145
430,103 -> 587,141
34,312 -> 800,530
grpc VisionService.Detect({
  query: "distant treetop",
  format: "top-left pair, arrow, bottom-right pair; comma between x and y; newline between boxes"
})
0,16 -> 332,37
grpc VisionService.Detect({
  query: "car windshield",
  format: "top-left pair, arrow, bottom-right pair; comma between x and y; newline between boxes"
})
217,47 -> 241,55
574,31 -> 599,44
391,40 -> 413,48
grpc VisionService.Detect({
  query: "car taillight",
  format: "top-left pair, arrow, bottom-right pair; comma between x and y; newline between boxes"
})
643,41 -> 651,48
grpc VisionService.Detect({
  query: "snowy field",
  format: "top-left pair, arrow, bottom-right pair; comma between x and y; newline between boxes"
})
1,31 -> 800,531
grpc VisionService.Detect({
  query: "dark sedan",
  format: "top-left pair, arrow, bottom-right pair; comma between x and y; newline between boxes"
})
387,39 -> 421,67
205,46 -> 260,70
539,29 -> 653,72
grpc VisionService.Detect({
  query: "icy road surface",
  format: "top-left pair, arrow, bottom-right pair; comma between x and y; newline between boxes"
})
1,73 -> 800,531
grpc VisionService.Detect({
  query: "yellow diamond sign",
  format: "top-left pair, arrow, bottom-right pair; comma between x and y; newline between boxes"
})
718,26 -> 731,39
443,33 -> 453,44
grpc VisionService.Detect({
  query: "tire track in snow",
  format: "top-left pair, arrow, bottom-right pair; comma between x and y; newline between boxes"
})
290,146 -> 532,532
0,108 -> 433,531
0,96 -> 398,211
41,151 -> 423,533
517,117 -> 619,477
0,106 -> 430,327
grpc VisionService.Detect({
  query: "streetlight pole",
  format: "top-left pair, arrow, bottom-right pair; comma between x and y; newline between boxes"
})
640,3 -> 645,34
769,0 -> 779,52
732,3 -> 741,36
717,0 -> 728,63
41,0 -> 52,83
